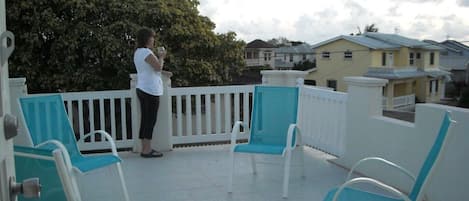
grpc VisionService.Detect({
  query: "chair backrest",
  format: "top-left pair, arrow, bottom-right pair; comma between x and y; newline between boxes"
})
409,111 -> 455,201
19,95 -> 81,157
249,86 -> 299,147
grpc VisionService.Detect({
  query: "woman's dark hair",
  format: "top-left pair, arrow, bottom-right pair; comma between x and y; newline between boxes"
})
136,28 -> 155,48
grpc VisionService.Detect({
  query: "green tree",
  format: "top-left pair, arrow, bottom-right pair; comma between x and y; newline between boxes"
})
353,24 -> 379,36
292,60 -> 316,71
6,0 -> 245,93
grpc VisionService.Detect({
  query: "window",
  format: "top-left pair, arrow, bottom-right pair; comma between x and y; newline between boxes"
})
289,54 -> 293,62
253,52 -> 259,59
302,54 -> 307,60
264,52 -> 271,61
322,51 -> 330,59
327,80 -> 337,91
344,50 -> 352,59
429,80 -> 438,94
382,52 -> 386,66
246,52 -> 252,59
416,52 -> 421,59
304,80 -> 316,86
284,54 -> 287,61
409,52 -> 414,65
430,52 -> 435,65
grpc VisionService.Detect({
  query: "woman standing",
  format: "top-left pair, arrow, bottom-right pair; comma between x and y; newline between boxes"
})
134,28 -> 166,158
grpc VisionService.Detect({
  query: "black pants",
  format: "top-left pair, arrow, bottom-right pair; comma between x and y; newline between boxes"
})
137,88 -> 160,140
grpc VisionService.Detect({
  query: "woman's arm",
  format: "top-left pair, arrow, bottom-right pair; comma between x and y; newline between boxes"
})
144,54 -> 164,71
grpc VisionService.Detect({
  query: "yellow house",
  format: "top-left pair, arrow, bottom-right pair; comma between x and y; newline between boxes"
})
307,32 -> 449,110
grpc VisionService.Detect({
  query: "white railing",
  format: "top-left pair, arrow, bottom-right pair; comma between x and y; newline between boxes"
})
168,85 -> 254,145
383,94 -> 416,109
61,90 -> 134,151
393,94 -> 415,108
298,86 -> 347,157
16,80 -> 348,155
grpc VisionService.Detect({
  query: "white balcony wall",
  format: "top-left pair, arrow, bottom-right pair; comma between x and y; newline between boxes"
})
336,76 -> 469,201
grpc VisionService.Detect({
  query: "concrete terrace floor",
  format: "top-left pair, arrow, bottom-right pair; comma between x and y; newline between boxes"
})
78,145 -> 353,201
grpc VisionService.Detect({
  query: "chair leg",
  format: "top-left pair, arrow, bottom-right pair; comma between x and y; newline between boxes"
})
283,149 -> 292,198
228,150 -> 235,193
116,163 -> 130,201
300,146 -> 306,179
250,155 -> 257,175
71,172 -> 83,201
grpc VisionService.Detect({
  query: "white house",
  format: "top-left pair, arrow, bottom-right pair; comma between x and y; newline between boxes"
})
244,39 -> 276,68
274,44 -> 315,70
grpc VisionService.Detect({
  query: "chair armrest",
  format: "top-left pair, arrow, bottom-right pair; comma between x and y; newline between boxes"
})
285,124 -> 300,152
346,157 -> 416,182
35,140 -> 74,173
230,121 -> 249,151
79,130 -> 118,156
333,177 -> 412,201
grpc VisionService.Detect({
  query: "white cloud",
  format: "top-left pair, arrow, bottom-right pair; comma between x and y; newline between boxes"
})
458,0 -> 469,6
198,0 -> 469,44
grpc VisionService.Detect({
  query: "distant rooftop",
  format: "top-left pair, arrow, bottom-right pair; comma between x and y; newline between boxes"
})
246,39 -> 275,48
312,32 -> 443,50
276,44 -> 314,54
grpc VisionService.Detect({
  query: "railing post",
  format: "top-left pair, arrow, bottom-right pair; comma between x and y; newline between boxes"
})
9,77 -> 29,145
344,76 -> 388,117
261,70 -> 307,87
131,71 -> 173,152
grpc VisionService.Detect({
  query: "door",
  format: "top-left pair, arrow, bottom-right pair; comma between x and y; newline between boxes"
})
1,0 -> 15,200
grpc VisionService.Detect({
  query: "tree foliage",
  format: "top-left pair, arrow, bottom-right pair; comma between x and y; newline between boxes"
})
292,60 -> 316,71
352,24 -> 379,36
6,0 -> 245,93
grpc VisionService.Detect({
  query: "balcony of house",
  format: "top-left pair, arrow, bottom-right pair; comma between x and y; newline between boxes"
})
9,71 -> 469,201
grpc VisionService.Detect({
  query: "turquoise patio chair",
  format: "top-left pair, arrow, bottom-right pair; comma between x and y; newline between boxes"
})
18,94 -> 129,201
15,146 -> 81,201
228,86 -> 304,198
323,111 -> 456,201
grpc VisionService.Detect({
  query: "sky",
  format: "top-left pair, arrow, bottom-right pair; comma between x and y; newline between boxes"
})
198,0 -> 469,45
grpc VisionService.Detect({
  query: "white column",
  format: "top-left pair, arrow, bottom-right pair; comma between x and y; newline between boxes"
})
9,78 -> 29,146
131,71 -> 173,152
260,70 -> 307,87
344,76 -> 388,117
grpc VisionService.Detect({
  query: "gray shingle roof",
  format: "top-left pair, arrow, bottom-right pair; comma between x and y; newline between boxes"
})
311,33 -> 443,50
246,39 -> 275,48
276,44 -> 314,54
365,33 -> 443,50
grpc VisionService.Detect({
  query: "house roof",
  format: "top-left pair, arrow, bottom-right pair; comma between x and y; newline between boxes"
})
311,35 -> 399,50
443,40 -> 469,51
423,40 -> 461,53
246,39 -> 275,48
364,67 -> 450,79
276,44 -> 314,54
312,33 -> 443,51
364,33 -> 443,50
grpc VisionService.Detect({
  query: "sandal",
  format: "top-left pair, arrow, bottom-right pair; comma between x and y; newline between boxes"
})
140,150 -> 163,158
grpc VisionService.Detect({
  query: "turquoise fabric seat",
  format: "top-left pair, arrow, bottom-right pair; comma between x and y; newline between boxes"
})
15,146 -> 79,201
324,187 -> 403,201
323,111 -> 456,201
228,86 -> 303,198
234,144 -> 285,155
18,94 -> 129,201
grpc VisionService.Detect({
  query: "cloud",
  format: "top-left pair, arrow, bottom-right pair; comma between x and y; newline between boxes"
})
391,0 -> 443,3
458,0 -> 469,6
